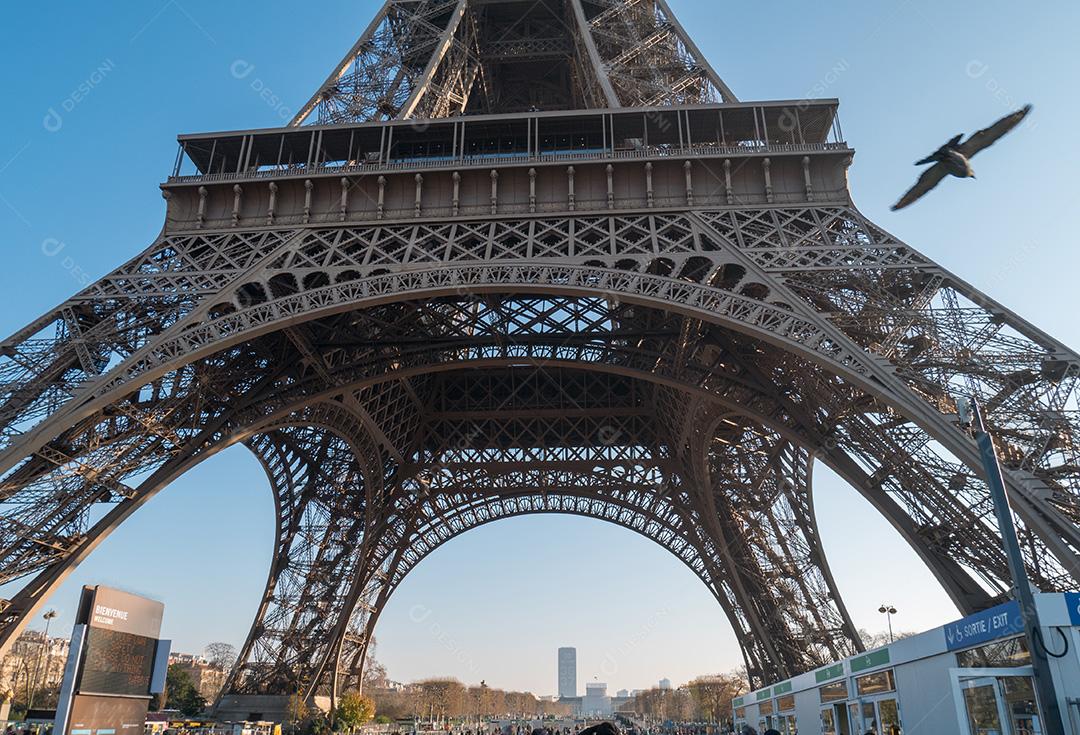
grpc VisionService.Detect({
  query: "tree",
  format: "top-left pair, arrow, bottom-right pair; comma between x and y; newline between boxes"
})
367,678 -> 558,722
686,674 -> 747,723
287,693 -> 310,725
363,657 -> 389,690
301,713 -> 331,735
362,637 -> 389,690
858,629 -> 916,649
166,665 -> 206,716
368,688 -> 411,721
205,642 -> 238,672
416,678 -> 466,720
336,692 -> 375,731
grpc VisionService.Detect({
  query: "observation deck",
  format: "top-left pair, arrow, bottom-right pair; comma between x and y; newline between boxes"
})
161,100 -> 852,231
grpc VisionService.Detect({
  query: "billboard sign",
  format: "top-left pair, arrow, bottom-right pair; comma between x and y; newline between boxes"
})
67,695 -> 150,735
56,586 -> 167,735
85,586 -> 165,639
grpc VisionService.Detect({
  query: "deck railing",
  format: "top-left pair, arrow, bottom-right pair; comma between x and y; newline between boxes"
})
167,141 -> 850,185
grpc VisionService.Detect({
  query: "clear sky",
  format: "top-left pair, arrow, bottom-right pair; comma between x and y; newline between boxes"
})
1,0 -> 1079,698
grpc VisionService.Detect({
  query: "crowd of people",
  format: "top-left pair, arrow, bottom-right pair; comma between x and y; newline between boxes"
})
427,721 -> 733,735
632,725 -> 717,735
422,724 -> 612,735
5,725 -> 52,735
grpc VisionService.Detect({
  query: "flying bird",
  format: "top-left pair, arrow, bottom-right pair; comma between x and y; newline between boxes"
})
891,104 -> 1032,211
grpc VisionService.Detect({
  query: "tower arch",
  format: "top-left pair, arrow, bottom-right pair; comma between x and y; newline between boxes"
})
2,0 -> 1080,716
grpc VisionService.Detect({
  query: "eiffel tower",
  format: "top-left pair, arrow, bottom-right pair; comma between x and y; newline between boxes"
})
1,0 -> 1078,721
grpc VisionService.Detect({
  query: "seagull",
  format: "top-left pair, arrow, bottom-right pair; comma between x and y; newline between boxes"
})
891,104 -> 1032,211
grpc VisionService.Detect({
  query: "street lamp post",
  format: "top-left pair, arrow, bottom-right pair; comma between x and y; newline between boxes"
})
957,396 -> 1067,735
28,609 -> 58,711
877,605 -> 897,644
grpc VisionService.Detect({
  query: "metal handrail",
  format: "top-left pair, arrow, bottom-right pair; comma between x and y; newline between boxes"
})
167,141 -> 849,185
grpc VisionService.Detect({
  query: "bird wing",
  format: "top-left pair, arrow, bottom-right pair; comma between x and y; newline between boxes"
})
892,164 -> 948,210
959,104 -> 1033,158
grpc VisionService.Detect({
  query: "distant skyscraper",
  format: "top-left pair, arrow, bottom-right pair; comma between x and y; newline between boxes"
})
558,647 -> 577,698
659,678 -> 672,690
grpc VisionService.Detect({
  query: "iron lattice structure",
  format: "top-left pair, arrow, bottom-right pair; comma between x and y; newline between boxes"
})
2,0 -> 1080,712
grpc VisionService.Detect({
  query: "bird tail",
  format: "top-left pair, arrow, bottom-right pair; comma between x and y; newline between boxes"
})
914,154 -> 937,166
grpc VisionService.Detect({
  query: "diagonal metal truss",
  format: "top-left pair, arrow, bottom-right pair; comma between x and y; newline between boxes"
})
581,0 -> 735,106
219,367 -> 863,698
1,205 -> 1077,691
291,0 -> 734,124
292,0 -> 469,124
3,0 -> 1080,707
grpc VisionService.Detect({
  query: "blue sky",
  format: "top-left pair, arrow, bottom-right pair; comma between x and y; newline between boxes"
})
1,0 -> 1079,697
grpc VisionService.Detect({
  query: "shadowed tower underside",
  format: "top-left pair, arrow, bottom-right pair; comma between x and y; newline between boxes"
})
2,0 -> 1080,720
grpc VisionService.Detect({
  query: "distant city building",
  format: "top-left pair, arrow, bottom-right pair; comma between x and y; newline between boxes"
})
659,678 -> 672,690
557,647 -> 577,698
582,682 -> 611,716
0,629 -> 69,704
559,696 -> 583,715
616,689 -> 629,698
168,652 -> 208,667
376,679 -> 415,692
169,652 -> 227,702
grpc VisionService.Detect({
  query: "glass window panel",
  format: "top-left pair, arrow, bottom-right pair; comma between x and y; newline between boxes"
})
878,698 -> 902,734
963,683 -> 1003,735
864,702 -> 876,720
734,707 -> 745,719
776,694 -> 795,712
851,702 -> 875,732
856,669 -> 896,695
956,636 -> 1031,668
819,681 -> 849,703
820,707 -> 836,735
759,699 -> 774,715
1002,677 -> 1041,735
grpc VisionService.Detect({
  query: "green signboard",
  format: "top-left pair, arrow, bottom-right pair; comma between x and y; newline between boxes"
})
851,648 -> 891,673
756,689 -> 771,701
815,663 -> 844,683
773,681 -> 793,695
732,697 -> 744,708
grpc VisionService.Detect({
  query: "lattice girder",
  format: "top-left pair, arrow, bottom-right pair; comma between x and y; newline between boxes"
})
1,201 -> 1079,700
6,0 -> 1080,717
292,0 -> 466,125
5,207 -> 1069,587
225,424 -> 370,697
0,291 -> 1067,606
582,0 -> 735,106
289,0 -> 736,124
230,367 -> 839,694
0,284 -> 1071,600
335,383 -> 859,687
